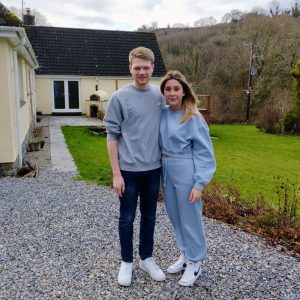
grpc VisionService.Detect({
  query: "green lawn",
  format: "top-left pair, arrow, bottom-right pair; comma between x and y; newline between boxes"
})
62,125 -> 300,209
209,124 -> 300,207
61,126 -> 112,186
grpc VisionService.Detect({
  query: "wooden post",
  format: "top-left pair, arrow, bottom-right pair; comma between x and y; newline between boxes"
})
197,94 -> 211,125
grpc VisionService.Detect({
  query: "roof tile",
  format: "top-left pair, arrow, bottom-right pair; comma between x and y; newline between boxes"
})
25,26 -> 166,77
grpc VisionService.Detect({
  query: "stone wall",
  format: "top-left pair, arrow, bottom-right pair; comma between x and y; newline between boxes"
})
0,157 -> 19,176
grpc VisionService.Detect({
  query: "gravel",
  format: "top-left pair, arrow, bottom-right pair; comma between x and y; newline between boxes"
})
0,125 -> 299,299
0,171 -> 299,300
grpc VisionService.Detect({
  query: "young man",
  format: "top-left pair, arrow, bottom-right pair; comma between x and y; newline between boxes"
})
104,47 -> 166,286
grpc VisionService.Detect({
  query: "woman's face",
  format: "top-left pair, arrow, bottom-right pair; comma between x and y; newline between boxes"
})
163,79 -> 185,110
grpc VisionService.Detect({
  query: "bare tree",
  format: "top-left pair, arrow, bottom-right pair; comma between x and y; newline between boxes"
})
221,10 -> 244,23
137,21 -> 158,32
150,21 -> 158,30
172,23 -> 186,28
251,7 -> 268,15
268,1 -> 281,16
194,16 -> 217,27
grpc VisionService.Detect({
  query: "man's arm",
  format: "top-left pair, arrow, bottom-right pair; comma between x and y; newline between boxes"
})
107,140 -> 125,197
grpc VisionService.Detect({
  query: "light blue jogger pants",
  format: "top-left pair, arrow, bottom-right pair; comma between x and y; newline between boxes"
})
162,157 -> 207,263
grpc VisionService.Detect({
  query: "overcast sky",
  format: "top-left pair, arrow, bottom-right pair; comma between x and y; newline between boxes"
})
2,0 -> 294,31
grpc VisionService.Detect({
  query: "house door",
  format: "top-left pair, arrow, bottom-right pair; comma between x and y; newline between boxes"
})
53,80 -> 80,112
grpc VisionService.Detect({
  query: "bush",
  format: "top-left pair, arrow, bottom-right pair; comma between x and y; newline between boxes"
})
284,59 -> 300,134
256,105 -> 282,133
202,182 -> 300,257
283,109 -> 298,133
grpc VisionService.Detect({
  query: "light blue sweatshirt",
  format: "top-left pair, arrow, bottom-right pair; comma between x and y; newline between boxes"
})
160,106 -> 216,190
104,84 -> 164,171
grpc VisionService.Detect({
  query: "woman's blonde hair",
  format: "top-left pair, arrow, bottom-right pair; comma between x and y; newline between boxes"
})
160,70 -> 199,123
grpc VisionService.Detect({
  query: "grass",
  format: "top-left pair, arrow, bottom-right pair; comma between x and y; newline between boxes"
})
61,124 -> 300,256
62,124 -> 300,212
209,124 -> 300,210
61,126 -> 112,186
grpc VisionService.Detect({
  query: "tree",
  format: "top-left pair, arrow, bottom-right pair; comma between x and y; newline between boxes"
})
137,21 -> 158,32
8,6 -> 51,26
291,1 -> 300,17
221,10 -> 244,23
284,60 -> 300,133
172,23 -> 186,28
268,1 -> 281,16
158,13 -> 300,124
194,16 -> 217,27
251,7 -> 268,15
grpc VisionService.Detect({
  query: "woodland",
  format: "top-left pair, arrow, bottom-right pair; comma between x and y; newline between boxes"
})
156,13 -> 300,133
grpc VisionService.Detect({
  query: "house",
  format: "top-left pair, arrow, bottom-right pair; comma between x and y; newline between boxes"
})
0,2 -> 166,176
24,25 -> 166,116
0,4 -> 38,176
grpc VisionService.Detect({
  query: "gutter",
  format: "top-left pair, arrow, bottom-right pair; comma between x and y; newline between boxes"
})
0,26 -> 38,68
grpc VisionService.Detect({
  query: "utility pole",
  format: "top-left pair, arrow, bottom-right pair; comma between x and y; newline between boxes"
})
244,42 -> 257,124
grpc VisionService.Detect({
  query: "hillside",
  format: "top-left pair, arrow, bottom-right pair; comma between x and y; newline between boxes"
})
156,14 -> 300,123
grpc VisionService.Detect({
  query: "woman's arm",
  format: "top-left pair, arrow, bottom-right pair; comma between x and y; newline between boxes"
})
191,116 -> 216,192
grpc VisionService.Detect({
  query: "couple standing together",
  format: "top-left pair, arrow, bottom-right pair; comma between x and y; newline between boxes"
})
104,47 -> 216,287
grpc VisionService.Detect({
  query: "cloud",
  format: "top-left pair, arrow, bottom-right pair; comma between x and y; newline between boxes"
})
3,0 -> 296,30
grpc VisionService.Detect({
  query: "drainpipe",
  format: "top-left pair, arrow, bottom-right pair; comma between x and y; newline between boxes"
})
31,68 -> 36,121
12,37 -> 26,169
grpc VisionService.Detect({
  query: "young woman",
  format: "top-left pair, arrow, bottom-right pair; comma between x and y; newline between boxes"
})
160,70 -> 216,286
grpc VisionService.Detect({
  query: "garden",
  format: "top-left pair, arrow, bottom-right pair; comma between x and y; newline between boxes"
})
62,124 -> 300,257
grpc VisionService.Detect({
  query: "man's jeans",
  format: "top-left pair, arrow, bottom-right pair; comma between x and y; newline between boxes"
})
119,168 -> 161,263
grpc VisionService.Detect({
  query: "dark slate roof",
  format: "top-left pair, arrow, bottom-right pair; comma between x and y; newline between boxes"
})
24,26 -> 166,77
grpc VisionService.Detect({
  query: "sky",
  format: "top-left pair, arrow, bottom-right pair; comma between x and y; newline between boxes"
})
1,0 -> 295,31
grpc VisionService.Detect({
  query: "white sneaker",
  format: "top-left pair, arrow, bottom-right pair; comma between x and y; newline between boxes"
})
167,254 -> 187,274
118,261 -> 133,286
139,257 -> 166,281
178,261 -> 201,287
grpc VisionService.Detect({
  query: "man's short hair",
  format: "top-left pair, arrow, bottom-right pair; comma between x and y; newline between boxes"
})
129,47 -> 155,65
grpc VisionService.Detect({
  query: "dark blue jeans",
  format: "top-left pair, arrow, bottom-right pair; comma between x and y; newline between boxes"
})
119,167 -> 161,263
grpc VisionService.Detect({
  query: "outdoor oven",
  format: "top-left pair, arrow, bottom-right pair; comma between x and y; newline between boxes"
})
86,90 -> 109,119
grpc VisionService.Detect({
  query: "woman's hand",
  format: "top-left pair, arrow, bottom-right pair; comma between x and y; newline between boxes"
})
189,188 -> 202,203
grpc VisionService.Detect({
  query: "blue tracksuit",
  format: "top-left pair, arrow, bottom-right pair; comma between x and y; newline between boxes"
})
160,106 -> 216,262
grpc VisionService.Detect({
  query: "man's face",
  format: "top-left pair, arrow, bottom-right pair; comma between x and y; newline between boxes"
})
129,57 -> 154,89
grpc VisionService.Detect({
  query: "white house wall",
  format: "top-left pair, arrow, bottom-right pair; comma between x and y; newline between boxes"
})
0,39 -> 18,163
35,77 -> 52,114
35,76 -> 163,115
0,26 -> 38,175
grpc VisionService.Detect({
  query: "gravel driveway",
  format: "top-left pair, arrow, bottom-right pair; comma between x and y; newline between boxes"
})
0,170 -> 299,299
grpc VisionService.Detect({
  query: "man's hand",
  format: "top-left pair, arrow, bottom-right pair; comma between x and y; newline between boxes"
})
189,188 -> 202,203
113,174 -> 125,197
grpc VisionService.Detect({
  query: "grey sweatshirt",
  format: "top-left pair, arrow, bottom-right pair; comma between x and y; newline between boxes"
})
104,83 -> 164,171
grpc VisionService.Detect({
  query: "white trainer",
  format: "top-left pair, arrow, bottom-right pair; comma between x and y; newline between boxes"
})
178,261 -> 202,287
139,257 -> 166,281
118,261 -> 133,286
167,254 -> 186,274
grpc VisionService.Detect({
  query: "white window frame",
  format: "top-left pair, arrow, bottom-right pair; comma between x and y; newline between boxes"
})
51,79 -> 81,113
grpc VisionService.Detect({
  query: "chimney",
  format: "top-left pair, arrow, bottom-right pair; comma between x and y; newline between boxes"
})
23,8 -> 35,25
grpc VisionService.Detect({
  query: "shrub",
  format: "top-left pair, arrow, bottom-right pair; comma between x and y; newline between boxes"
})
283,109 -> 298,132
284,59 -> 300,133
202,182 -> 300,257
256,105 -> 282,133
